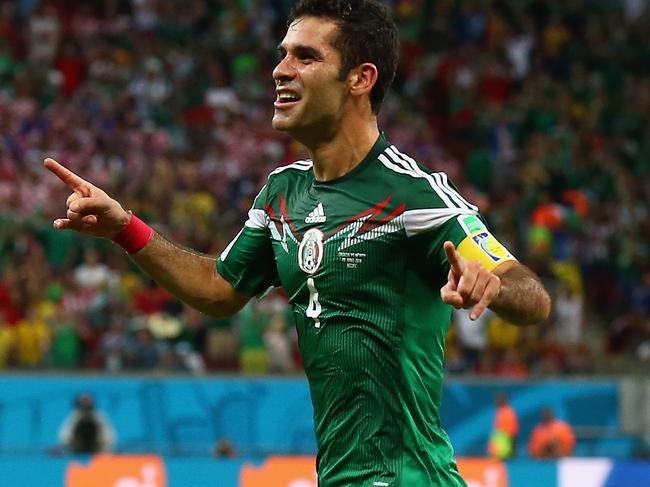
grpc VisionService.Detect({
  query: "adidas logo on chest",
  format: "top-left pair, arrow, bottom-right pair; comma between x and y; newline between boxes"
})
305,203 -> 327,224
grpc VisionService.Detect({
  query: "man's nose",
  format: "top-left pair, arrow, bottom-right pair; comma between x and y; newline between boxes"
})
273,56 -> 295,84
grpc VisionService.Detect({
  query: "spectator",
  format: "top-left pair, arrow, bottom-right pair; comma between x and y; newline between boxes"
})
98,320 -> 129,372
237,301 -> 269,375
495,348 -> 529,378
553,281 -> 585,344
58,393 -> 116,454
528,407 -> 576,458
488,392 -> 520,459
213,438 -> 236,458
13,306 -> 50,368
453,308 -> 491,371
48,308 -> 81,368
125,324 -> 164,370
27,5 -> 60,68
0,311 -> 14,368
73,248 -> 117,290
487,393 -> 519,460
172,341 -> 205,375
262,291 -> 294,374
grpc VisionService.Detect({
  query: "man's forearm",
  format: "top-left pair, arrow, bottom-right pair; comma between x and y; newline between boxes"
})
129,232 -> 246,317
490,263 -> 551,325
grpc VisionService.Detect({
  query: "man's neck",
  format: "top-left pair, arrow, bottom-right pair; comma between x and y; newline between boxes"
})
307,118 -> 380,182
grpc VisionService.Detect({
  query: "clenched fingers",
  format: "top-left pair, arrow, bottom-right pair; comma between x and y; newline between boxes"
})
63,192 -> 104,230
66,192 -> 84,207
63,208 -> 99,230
440,259 -> 502,319
441,279 -> 463,308
55,216 -> 97,232
68,196 -> 110,215
456,261 -> 479,300
464,268 -> 490,306
469,274 -> 501,320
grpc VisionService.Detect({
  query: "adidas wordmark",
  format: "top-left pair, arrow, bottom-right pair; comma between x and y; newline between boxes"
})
305,203 -> 327,224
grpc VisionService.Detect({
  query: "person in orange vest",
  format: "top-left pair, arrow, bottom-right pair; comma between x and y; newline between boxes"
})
528,407 -> 576,458
488,393 -> 520,459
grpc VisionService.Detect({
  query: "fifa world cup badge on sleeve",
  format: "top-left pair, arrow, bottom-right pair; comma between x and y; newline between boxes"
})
299,228 -> 325,274
456,215 -> 517,270
471,232 -> 512,262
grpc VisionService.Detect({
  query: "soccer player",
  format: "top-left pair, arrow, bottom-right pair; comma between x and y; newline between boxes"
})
44,1 -> 551,485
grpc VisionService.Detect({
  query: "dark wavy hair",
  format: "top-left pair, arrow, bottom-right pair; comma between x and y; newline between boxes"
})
288,0 -> 399,114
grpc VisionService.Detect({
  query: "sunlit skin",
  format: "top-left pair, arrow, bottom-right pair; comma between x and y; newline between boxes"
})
272,18 -> 346,139
272,16 -> 380,182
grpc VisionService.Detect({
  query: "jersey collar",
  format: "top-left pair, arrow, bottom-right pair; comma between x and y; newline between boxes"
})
312,133 -> 390,186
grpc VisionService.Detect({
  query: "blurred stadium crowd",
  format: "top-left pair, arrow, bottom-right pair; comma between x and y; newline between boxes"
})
0,0 -> 648,376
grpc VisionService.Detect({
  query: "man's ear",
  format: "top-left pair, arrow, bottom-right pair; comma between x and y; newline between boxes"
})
348,62 -> 378,98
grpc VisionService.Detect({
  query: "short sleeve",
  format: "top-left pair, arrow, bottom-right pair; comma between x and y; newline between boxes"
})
397,168 -> 516,280
415,214 -> 517,278
217,184 -> 280,297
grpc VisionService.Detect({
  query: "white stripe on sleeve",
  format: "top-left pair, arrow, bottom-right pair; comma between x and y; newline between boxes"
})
219,228 -> 244,261
403,208 -> 476,237
245,208 -> 267,229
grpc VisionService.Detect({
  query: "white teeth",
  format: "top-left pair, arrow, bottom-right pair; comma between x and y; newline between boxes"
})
278,93 -> 299,101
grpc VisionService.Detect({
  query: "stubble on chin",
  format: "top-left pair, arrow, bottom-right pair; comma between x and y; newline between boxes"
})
271,112 -> 294,132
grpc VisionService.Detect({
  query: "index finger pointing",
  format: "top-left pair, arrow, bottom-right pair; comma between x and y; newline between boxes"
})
44,158 -> 92,196
444,240 -> 465,275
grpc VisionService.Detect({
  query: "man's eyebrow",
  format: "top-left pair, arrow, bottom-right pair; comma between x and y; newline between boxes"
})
277,43 -> 324,60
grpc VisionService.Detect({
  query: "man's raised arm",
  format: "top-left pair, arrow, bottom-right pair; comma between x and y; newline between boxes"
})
44,157 -> 249,318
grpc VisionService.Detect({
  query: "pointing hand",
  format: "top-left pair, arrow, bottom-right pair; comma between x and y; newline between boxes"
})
440,241 -> 501,320
44,158 -> 131,238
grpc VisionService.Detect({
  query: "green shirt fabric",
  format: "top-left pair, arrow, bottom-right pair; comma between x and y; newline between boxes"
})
218,135 -> 478,487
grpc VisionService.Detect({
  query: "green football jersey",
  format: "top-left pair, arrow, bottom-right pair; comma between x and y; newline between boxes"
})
218,135 -> 499,487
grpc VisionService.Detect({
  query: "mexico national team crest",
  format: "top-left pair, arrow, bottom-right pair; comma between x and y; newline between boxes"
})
298,228 -> 324,274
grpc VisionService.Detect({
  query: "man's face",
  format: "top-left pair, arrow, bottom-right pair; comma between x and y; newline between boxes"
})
272,16 -> 348,140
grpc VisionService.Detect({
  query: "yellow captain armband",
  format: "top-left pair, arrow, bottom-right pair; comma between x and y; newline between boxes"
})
455,215 -> 517,271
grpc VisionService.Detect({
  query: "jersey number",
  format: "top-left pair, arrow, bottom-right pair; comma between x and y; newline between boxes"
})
306,277 -> 321,328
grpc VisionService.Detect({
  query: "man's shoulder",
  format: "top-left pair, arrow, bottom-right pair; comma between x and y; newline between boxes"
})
268,159 -> 313,179
376,143 -> 430,177
378,144 -> 477,212
375,143 -> 447,192
251,160 -> 313,208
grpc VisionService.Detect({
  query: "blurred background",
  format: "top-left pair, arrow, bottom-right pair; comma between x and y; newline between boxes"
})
0,0 -> 648,486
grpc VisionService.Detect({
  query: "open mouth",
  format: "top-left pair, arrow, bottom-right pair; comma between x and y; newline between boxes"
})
275,91 -> 301,108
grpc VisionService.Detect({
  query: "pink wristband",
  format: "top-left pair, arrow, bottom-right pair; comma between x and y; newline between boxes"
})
112,212 -> 154,254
